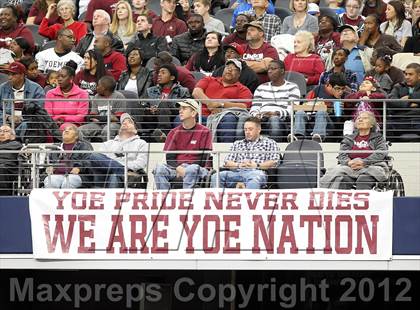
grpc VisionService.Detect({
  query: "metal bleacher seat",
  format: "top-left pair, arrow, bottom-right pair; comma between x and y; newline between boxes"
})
285,71 -> 307,97
39,40 -> 56,52
215,8 -> 234,31
26,24 -> 49,50
274,7 -> 292,20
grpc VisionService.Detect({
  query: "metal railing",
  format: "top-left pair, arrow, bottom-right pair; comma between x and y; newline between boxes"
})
0,148 -> 418,196
2,98 -> 420,143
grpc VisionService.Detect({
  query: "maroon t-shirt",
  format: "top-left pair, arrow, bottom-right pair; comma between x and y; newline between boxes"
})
242,42 -> 279,84
152,16 -> 187,38
349,134 -> 372,159
341,14 -> 364,27
222,32 -> 248,46
164,124 -> 213,166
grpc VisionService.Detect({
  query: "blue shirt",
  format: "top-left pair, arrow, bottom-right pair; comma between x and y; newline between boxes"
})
231,1 -> 275,27
345,47 -> 365,84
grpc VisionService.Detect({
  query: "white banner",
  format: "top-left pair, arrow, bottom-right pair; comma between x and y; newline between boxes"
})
29,189 -> 393,260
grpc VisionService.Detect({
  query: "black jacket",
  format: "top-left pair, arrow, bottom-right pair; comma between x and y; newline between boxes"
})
389,82 -> 420,116
0,139 -> 22,168
75,30 -> 124,57
212,61 -> 260,93
169,31 -> 206,64
116,67 -> 152,98
126,32 -> 168,64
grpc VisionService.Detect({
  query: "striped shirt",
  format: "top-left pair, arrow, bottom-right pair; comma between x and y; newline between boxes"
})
250,80 -> 301,118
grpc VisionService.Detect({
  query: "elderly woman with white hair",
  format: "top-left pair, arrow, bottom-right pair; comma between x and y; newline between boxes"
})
39,0 -> 88,43
284,30 -> 325,86
320,111 -> 389,190
281,0 -> 319,36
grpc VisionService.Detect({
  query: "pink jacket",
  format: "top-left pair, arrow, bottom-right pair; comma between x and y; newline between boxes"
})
45,84 -> 89,125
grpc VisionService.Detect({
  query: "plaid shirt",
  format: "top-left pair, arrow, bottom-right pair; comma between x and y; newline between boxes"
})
225,136 -> 280,164
319,68 -> 359,93
244,10 -> 282,42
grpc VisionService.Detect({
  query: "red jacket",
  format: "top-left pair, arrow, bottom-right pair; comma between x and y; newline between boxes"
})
39,18 -> 87,44
103,51 -> 127,81
284,53 -> 325,86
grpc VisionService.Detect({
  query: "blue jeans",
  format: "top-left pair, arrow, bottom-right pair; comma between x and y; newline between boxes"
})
294,111 -> 327,137
217,113 -> 238,142
88,153 -> 124,188
44,174 -> 82,188
154,163 -> 209,190
211,169 -> 267,189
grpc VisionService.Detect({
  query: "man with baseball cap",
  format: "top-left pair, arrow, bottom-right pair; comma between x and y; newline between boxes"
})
212,42 -> 259,93
326,24 -> 373,84
247,0 -> 282,42
0,61 -> 51,142
154,99 -> 213,190
193,58 -> 253,142
242,20 -> 279,84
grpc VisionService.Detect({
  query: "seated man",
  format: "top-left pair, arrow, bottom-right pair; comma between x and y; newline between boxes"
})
250,60 -> 301,142
94,113 -> 148,188
80,76 -> 126,142
211,117 -> 280,189
145,63 -> 190,138
290,72 -> 349,143
154,99 -> 213,190
388,63 -> 420,137
192,59 -> 253,142
44,124 -> 93,189
0,125 -> 22,195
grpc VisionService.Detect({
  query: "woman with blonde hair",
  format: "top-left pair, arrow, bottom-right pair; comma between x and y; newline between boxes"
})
284,31 -> 324,86
281,0 -> 319,35
38,0 -> 87,43
110,0 -> 136,48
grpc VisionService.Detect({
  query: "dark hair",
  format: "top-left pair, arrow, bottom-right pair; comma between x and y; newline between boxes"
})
187,13 -> 204,23
62,60 -> 77,77
383,1 -> 406,33
244,116 -> 262,127
13,37 -> 30,54
328,72 -> 348,87
159,63 -> 178,82
236,13 -> 252,23
366,14 -> 382,29
194,32 -> 225,73
46,70 -> 58,82
376,54 -> 392,66
406,63 -> 420,74
156,51 -> 173,64
332,47 -> 350,58
125,46 -> 144,70
85,49 -> 107,81
270,59 -> 285,71
98,75 -> 117,91
2,4 -> 19,20
319,15 -> 338,31
138,13 -> 153,25
19,55 -> 36,69
363,0 -> 387,16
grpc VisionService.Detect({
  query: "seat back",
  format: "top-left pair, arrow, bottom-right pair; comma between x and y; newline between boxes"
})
282,139 -> 324,168
319,7 -> 339,22
117,90 -> 141,122
215,8 -> 234,30
26,24 -> 49,49
39,40 -> 57,52
191,71 -> 206,83
274,7 -> 292,20
285,71 -> 307,97
146,56 -> 181,71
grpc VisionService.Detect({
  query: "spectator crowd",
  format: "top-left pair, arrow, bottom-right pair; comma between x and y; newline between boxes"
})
0,0 -> 419,193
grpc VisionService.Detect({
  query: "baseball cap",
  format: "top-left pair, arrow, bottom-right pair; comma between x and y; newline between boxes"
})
177,99 -> 199,112
244,21 -> 265,32
4,62 -> 26,74
226,59 -> 242,71
120,113 -> 135,125
223,42 -> 245,56
338,24 -> 358,33
307,3 -> 320,15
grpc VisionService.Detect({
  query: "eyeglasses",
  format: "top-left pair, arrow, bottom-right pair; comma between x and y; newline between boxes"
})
0,129 -> 12,133
346,5 -> 360,9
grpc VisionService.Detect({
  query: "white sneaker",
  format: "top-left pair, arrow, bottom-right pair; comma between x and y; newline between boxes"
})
312,134 -> 322,143
287,133 -> 297,143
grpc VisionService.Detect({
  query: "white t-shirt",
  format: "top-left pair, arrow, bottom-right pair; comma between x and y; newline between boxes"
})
35,48 -> 84,73
124,78 -> 138,94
